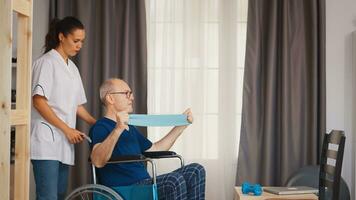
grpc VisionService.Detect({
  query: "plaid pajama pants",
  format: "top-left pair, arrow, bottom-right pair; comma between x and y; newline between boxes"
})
135,163 -> 206,200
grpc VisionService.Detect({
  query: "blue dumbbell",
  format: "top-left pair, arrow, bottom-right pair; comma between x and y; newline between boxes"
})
241,182 -> 262,196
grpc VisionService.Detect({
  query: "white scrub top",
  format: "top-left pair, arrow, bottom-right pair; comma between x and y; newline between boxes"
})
30,49 -> 87,165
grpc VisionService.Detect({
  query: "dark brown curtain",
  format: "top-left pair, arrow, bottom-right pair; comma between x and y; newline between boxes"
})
236,0 -> 326,186
50,0 -> 147,193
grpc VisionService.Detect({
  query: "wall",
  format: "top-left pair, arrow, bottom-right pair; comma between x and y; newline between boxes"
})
32,0 -> 49,59
326,0 -> 356,199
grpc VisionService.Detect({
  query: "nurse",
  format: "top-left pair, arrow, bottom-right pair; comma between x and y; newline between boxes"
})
31,16 -> 96,200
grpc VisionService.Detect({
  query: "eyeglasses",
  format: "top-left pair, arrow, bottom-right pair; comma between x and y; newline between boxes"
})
108,91 -> 133,99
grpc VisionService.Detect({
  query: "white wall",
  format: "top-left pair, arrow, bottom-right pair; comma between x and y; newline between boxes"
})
33,0 -> 49,59
326,0 -> 356,199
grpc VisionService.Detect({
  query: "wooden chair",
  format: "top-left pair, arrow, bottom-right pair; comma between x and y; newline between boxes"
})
286,130 -> 347,200
319,130 -> 346,200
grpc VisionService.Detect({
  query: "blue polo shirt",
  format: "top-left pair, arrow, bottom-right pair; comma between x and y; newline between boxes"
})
89,117 -> 152,187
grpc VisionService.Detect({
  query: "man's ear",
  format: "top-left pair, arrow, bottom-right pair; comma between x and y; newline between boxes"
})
105,94 -> 114,105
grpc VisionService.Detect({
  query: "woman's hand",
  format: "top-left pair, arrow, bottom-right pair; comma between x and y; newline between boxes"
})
63,127 -> 85,144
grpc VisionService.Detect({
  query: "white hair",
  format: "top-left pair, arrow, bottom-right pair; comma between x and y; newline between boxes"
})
99,78 -> 123,104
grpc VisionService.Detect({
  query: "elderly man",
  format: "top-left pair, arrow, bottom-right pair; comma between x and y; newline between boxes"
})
89,78 -> 206,200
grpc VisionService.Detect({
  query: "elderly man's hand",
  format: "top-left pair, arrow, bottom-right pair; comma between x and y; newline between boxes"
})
183,108 -> 193,124
116,111 -> 129,131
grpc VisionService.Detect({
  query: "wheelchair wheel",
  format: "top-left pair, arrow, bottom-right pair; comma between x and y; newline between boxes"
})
65,184 -> 124,200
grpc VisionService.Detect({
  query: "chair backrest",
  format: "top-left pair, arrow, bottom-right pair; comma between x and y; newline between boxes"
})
319,130 -> 345,200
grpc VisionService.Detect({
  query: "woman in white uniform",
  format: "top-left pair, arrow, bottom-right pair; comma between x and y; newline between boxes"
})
31,16 -> 96,200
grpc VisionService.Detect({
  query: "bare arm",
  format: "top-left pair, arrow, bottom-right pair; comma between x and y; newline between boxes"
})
77,105 -> 96,125
147,108 -> 193,151
90,112 -> 129,168
32,95 -> 85,144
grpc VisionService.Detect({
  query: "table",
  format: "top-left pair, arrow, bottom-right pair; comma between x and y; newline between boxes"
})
234,187 -> 318,200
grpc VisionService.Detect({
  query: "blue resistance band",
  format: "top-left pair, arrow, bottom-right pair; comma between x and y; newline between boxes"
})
129,114 -> 190,127
83,114 -> 189,143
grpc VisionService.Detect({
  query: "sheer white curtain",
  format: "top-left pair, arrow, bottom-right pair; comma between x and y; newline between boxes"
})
145,0 -> 248,199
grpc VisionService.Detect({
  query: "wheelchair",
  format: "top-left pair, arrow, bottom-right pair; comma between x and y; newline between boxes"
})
65,151 -> 184,200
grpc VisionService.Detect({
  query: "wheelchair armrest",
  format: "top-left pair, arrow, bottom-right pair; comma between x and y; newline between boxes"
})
88,154 -> 146,164
108,154 -> 146,163
143,151 -> 184,167
143,151 -> 177,158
